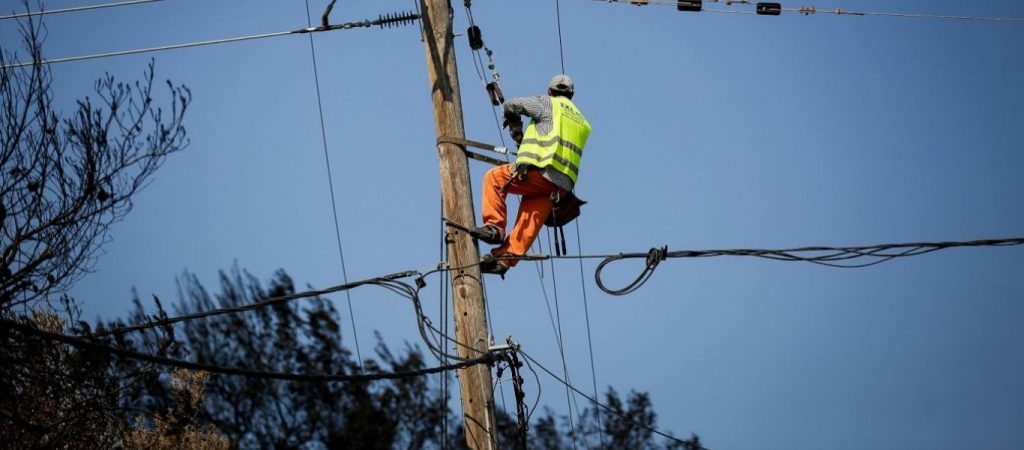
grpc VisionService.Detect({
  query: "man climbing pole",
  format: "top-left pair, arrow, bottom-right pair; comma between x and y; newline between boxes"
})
471,74 -> 592,275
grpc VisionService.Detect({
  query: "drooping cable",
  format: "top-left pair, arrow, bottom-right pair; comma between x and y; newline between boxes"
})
1,318 -> 495,382
546,230 -> 584,449
548,1 -> 603,444
305,0 -> 364,372
94,237 -> 1024,336
92,270 -> 420,336
0,0 -> 165,20
574,219 -> 606,446
520,349 -> 711,450
591,238 -> 1024,295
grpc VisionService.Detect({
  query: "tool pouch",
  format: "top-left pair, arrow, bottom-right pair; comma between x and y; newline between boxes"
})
547,191 -> 585,256
546,191 -> 586,228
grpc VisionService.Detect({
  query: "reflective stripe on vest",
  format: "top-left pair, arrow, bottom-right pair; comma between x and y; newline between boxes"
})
514,96 -> 591,184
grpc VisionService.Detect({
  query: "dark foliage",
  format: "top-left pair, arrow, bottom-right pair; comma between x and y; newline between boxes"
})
127,266 -> 697,450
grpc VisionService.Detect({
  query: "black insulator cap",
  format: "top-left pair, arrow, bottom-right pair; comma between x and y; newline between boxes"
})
468,25 -> 484,50
677,0 -> 701,12
486,81 -> 504,106
756,2 -> 782,15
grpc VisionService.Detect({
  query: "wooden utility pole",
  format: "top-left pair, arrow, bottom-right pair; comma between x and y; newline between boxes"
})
418,1 -> 497,449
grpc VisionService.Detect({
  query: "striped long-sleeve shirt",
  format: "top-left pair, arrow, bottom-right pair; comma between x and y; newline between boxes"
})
503,95 -> 577,192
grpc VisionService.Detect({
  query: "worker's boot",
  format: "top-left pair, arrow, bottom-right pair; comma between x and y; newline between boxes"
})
469,224 -> 504,245
479,254 -> 509,277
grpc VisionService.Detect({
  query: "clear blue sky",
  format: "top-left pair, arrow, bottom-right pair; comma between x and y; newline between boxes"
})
5,0 -> 1024,448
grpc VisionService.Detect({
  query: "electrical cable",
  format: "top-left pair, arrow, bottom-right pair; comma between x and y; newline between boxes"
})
554,0 -> 566,73
91,238 -> 1023,340
3,30 -> 290,69
0,318 -> 496,382
520,349 -> 710,450
437,237 -> 1024,296
574,219 -> 606,447
437,200 -> 450,450
461,1 -> 512,153
519,348 -> 544,426
92,270 -> 420,336
1,10 -> 420,69
0,0 -> 165,20
591,237 -> 1024,295
587,0 -> 1024,23
304,0 -> 364,372
478,271 -> 513,422
546,230 -> 583,450
546,5 -> 597,445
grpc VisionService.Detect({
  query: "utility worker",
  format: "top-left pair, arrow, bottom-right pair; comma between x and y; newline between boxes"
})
471,74 -> 592,275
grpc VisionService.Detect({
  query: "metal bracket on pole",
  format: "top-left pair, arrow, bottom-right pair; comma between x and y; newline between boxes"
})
438,135 -> 516,166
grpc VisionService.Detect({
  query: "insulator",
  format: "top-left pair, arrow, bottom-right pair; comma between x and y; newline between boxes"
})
486,81 -> 504,106
377,10 -> 419,29
630,0 -> 649,5
677,0 -> 701,12
756,2 -> 781,15
468,25 -> 484,50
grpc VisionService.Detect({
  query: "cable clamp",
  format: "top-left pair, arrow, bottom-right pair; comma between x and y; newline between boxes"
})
647,245 -> 669,267
488,343 -> 514,353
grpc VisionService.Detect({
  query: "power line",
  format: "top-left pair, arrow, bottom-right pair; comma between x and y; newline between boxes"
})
574,220 -> 606,447
587,0 -> 1024,23
92,270 -> 420,336
520,349 -> 709,450
94,237 -> 1024,336
0,318 -> 495,382
548,2 -> 606,444
304,0 -> 365,373
592,237 -> 1024,295
0,11 -> 420,69
0,0 -> 165,20
441,237 -> 1024,296
554,0 -> 566,73
789,6 -> 1024,22
545,231 -> 582,450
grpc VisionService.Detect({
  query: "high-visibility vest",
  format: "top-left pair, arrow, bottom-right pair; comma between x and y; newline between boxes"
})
514,96 -> 591,184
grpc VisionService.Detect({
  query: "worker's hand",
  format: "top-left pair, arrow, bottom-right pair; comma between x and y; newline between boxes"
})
502,111 -> 522,129
510,127 -> 524,146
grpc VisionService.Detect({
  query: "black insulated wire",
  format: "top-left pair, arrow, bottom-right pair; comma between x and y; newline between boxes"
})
591,238 -> 1024,296
304,0 -> 364,372
1,318 -> 496,383
594,246 -> 668,296
520,349 -> 711,450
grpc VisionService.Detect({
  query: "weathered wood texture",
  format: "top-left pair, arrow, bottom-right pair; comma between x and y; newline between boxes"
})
419,1 -> 497,449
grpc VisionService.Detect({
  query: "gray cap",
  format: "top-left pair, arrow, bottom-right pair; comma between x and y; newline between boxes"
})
548,74 -> 574,93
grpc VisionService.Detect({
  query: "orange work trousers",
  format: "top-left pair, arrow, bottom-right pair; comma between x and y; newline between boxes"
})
482,164 -> 565,267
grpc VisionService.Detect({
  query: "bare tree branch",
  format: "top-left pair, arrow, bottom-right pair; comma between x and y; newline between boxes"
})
0,1 -> 190,313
